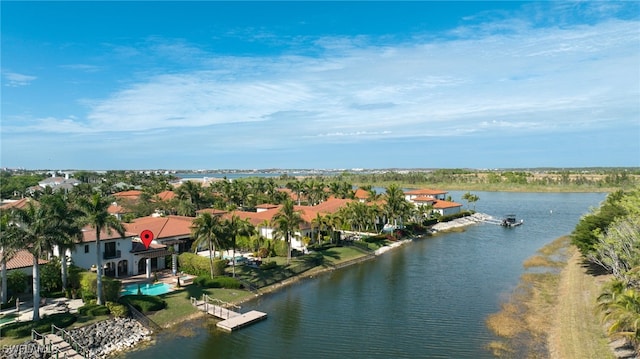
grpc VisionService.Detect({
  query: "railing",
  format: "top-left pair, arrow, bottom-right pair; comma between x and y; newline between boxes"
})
103,250 -> 121,260
124,302 -> 162,333
200,294 -> 240,319
51,324 -> 89,359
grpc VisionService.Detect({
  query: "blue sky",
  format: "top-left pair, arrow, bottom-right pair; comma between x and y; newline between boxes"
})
2,1 -> 639,170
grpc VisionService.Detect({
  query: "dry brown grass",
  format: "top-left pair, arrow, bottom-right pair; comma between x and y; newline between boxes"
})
523,255 -> 564,269
485,236 -> 612,358
548,248 -> 614,359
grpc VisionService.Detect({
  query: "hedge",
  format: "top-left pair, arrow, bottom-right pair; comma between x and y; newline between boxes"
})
78,303 -> 110,316
119,295 -> 166,313
179,252 -> 227,277
79,271 -> 121,303
193,275 -> 242,289
106,301 -> 129,317
1,313 -> 76,338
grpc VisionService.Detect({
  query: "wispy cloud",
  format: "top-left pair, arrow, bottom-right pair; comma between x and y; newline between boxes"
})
3,71 -> 36,87
3,2 -> 638,169
59,64 -> 103,73
23,16 -> 636,149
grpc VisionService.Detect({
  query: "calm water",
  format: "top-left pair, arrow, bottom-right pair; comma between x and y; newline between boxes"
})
120,192 -> 605,359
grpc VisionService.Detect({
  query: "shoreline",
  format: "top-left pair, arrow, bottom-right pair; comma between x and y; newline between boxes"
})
0,215 -> 484,358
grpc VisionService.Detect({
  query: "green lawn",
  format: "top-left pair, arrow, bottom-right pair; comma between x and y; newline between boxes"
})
148,284 -> 255,327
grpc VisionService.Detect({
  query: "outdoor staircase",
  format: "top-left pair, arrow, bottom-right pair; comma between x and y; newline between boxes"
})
32,325 -> 89,359
36,333 -> 84,358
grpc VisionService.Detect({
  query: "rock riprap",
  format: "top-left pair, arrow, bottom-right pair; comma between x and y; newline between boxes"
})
0,317 -> 151,359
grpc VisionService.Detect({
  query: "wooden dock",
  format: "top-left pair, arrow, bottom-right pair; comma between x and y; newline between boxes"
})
191,295 -> 267,331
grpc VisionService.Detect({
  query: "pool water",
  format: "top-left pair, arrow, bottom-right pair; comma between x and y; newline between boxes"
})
122,282 -> 171,296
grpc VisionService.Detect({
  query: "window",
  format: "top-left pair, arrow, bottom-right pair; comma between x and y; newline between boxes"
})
104,242 -> 116,258
84,244 -> 89,253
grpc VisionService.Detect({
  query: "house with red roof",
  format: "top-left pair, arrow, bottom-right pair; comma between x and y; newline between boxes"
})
404,188 -> 462,216
3,250 -> 48,277
125,215 -> 195,274
53,225 -> 171,279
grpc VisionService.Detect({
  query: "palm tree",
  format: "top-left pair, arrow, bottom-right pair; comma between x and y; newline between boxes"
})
192,212 -> 225,279
383,184 -> 409,228
599,285 -> 640,343
5,199 -> 66,321
0,209 -> 21,305
76,193 -> 125,305
272,199 -> 302,264
461,192 -> 480,211
311,212 -> 328,245
222,215 -> 254,277
48,194 -> 83,292
286,180 -> 304,206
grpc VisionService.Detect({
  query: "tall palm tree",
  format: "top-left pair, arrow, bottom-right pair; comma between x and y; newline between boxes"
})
272,199 -> 302,264
0,209 -> 21,305
76,193 -> 125,305
311,212 -> 328,245
222,215 -> 254,277
5,199 -> 65,321
48,194 -> 83,292
286,180 -> 304,206
192,212 -> 225,279
383,184 -> 410,229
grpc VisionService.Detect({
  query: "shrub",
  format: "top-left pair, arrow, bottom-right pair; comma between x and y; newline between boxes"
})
7,270 -> 27,295
193,275 -> 242,289
40,260 -> 62,293
79,271 -> 121,303
2,313 -> 76,338
106,301 -> 129,317
120,295 -> 166,313
179,252 -> 229,276
78,303 -> 110,316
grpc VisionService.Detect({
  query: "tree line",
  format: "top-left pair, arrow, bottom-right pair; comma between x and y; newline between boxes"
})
570,186 -> 640,346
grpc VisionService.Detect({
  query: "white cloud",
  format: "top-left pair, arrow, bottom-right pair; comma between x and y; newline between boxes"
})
11,10 -> 640,158
3,72 -> 37,87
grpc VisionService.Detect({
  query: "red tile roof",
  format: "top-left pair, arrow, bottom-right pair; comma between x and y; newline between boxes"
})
0,198 -> 38,210
81,227 -> 136,243
412,196 -> 436,203
354,188 -> 370,200
125,215 -> 194,240
113,190 -> 142,200
404,189 -> 447,196
156,190 -> 176,201
107,203 -> 129,214
433,200 -> 462,209
5,249 -> 47,270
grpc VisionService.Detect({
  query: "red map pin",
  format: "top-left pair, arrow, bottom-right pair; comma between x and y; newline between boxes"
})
140,230 -> 154,249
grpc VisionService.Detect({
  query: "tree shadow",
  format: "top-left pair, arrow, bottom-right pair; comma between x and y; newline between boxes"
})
580,259 -> 610,276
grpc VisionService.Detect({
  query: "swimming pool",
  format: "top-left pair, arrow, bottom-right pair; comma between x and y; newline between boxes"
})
121,282 -> 171,296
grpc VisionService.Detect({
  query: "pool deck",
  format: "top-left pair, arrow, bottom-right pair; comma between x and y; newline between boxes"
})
120,270 -> 195,287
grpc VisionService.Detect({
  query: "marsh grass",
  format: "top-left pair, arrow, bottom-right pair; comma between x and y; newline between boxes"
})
486,236 -> 613,358
486,238 -> 566,358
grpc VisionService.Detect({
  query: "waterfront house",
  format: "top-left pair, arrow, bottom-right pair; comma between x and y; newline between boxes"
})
124,215 -> 194,274
404,188 -> 462,216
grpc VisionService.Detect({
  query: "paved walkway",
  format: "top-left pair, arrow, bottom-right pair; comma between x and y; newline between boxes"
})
1,297 -> 84,325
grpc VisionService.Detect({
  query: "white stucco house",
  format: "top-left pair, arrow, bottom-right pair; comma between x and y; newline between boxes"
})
54,227 -> 169,279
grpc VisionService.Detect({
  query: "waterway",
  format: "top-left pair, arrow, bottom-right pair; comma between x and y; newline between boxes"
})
119,191 -> 606,359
